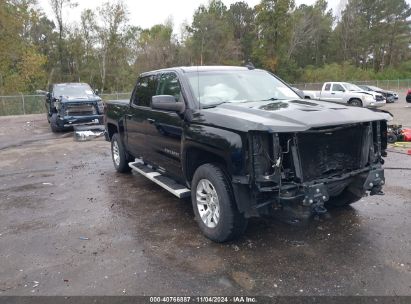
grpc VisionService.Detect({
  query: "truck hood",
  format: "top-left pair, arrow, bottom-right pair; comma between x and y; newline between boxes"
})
384,90 -> 396,95
350,90 -> 381,98
194,99 -> 391,132
59,95 -> 101,103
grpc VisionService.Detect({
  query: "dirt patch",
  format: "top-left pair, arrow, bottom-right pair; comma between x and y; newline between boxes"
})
231,271 -> 256,290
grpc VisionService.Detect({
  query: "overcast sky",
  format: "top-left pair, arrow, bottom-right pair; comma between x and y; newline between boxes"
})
36,0 -> 349,31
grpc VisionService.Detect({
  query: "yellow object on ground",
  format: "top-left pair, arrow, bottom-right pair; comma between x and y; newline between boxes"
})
394,142 -> 411,148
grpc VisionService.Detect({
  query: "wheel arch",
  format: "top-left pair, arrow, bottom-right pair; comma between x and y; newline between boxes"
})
182,127 -> 246,184
183,145 -> 228,184
348,97 -> 363,104
106,122 -> 118,140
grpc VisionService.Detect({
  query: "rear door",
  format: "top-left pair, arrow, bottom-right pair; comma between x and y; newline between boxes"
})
143,72 -> 185,181
125,74 -> 159,160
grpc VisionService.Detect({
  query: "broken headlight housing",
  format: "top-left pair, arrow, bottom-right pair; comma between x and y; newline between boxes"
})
250,132 -> 281,185
54,99 -> 62,111
97,100 -> 104,113
365,94 -> 375,101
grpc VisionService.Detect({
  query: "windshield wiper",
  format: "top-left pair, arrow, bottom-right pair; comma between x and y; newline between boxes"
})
200,101 -> 230,109
201,100 -> 253,108
260,97 -> 281,101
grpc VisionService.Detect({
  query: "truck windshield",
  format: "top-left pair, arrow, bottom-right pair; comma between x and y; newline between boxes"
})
369,85 -> 383,91
54,84 -> 94,97
186,70 -> 299,107
343,83 -> 363,91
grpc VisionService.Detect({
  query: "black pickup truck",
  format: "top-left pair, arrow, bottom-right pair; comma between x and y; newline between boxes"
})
104,66 -> 390,242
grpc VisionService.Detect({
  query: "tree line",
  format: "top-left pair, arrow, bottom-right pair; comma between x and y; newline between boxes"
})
0,0 -> 410,94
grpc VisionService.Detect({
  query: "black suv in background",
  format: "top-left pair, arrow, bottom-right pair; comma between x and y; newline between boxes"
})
45,83 -> 104,132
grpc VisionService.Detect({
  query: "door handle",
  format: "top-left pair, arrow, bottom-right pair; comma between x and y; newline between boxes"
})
147,118 -> 155,124
331,92 -> 336,95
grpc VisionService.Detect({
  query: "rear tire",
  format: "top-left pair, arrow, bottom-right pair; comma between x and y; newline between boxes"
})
387,132 -> 397,144
50,113 -> 64,132
191,163 -> 248,242
349,99 -> 363,107
111,133 -> 132,173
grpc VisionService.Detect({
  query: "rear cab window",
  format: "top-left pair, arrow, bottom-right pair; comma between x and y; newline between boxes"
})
324,83 -> 331,91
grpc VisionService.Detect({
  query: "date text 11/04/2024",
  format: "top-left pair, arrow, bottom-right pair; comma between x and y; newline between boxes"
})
149,296 -> 257,303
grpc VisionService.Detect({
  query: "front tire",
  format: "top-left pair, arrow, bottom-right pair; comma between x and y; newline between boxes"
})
191,164 -> 248,242
387,132 -> 397,144
349,99 -> 363,107
111,133 -> 132,173
50,113 -> 64,132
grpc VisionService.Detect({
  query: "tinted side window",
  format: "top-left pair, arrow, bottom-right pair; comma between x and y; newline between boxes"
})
324,83 -> 331,91
132,75 -> 158,107
157,73 -> 181,100
332,84 -> 344,92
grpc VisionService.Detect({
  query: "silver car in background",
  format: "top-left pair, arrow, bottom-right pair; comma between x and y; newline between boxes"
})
303,82 -> 386,108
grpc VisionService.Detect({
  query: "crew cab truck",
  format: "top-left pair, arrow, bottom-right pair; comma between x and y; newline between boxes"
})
105,66 -> 390,242
45,83 -> 104,132
303,82 -> 386,108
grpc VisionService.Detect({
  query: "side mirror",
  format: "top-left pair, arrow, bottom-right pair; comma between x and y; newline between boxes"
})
151,95 -> 185,113
95,89 -> 99,96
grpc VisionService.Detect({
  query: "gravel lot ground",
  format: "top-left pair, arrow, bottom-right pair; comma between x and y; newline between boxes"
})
382,91 -> 411,127
0,97 -> 410,296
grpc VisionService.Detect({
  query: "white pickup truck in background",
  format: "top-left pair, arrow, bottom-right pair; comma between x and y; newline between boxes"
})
303,82 -> 386,108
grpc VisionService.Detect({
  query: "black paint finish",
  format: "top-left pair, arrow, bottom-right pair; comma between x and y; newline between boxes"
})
104,66 -> 390,218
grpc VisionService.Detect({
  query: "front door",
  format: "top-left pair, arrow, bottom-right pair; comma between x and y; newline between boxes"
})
329,83 -> 346,103
144,72 -> 185,181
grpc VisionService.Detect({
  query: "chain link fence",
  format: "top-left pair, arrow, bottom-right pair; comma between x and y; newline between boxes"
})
292,79 -> 411,91
0,93 -> 132,116
2,79 -> 411,116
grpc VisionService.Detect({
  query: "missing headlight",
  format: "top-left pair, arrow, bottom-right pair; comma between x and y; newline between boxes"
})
54,99 -> 62,111
97,101 -> 105,113
250,132 -> 281,184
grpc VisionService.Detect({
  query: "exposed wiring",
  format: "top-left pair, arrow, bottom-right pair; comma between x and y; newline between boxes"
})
257,137 -> 293,201
277,139 -> 292,200
283,139 -> 292,154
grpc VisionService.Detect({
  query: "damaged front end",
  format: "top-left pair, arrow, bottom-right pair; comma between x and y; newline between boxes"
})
56,100 -> 104,128
248,121 -> 387,218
